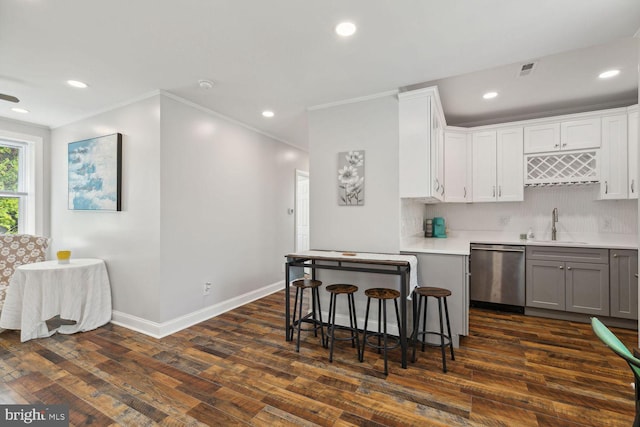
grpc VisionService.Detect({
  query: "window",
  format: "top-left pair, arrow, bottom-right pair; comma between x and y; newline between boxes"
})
0,140 -> 27,234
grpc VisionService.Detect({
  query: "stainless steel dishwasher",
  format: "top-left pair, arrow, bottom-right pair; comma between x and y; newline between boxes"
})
470,243 -> 525,313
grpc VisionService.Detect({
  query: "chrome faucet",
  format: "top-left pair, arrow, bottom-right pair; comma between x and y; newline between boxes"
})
551,208 -> 559,240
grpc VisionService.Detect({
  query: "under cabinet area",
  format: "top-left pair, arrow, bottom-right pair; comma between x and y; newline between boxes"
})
526,246 -> 609,316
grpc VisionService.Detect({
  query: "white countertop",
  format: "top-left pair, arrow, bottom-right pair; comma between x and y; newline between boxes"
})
400,231 -> 638,255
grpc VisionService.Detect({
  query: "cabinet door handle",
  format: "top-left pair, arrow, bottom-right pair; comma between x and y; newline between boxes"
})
463,187 -> 467,198
434,178 -> 439,191
441,185 -> 445,196
498,186 -> 502,197
632,180 -> 635,194
554,144 -> 559,148
492,186 -> 496,197
562,143 -> 567,148
567,266 -> 572,270
605,181 -> 608,194
613,253 -> 618,258
635,273 -> 638,278
559,266 -> 564,270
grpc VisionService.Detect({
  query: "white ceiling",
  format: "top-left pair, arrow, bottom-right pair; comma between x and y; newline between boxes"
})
1,0 -> 639,150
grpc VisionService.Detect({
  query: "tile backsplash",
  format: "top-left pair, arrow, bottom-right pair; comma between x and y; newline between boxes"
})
401,185 -> 638,239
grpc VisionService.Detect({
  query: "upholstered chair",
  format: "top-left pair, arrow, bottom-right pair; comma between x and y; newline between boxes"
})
0,234 -> 50,312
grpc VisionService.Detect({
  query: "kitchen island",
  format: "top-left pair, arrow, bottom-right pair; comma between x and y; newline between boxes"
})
285,250 -> 417,368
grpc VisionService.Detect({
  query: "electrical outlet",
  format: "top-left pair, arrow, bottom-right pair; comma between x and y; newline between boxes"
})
203,282 -> 212,296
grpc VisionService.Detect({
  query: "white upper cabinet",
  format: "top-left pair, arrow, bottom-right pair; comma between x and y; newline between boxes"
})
472,131 -> 497,202
444,131 -> 471,203
496,127 -> 524,202
524,117 -> 600,154
398,88 -> 445,201
472,127 -> 523,202
600,114 -> 628,200
524,123 -> 560,153
628,108 -> 638,200
561,118 -> 601,150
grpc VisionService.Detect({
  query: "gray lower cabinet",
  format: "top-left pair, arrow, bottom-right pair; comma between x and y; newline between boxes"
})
526,259 -> 565,310
565,261 -> 609,316
610,249 -> 639,319
526,246 -> 610,316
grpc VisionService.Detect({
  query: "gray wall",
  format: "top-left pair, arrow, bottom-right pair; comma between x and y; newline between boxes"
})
50,95 -> 163,322
49,93 -> 308,328
308,95 -> 400,253
158,95 -> 308,321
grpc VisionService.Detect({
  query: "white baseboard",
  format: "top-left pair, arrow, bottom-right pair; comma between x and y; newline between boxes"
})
111,280 -> 285,338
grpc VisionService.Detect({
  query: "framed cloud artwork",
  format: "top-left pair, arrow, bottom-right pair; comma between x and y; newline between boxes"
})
337,150 -> 365,206
68,133 -> 122,211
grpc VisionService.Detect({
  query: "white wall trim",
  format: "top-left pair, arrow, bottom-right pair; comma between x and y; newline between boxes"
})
307,90 -> 399,111
51,90 -> 162,130
111,280 -> 285,338
158,91 -> 304,151
0,129 -> 45,235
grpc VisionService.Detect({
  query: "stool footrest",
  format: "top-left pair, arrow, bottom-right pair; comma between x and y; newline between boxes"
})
328,325 -> 359,342
413,331 -> 453,347
293,317 -> 324,333
364,333 -> 400,351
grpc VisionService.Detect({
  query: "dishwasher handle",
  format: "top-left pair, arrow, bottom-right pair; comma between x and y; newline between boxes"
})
471,247 -> 525,253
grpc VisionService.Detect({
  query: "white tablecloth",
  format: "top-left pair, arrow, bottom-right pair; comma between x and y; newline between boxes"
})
0,258 -> 112,342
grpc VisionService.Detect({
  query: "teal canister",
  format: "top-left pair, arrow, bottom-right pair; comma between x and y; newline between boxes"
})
432,217 -> 446,238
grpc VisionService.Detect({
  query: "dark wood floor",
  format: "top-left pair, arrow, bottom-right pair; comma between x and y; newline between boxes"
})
0,289 -> 638,426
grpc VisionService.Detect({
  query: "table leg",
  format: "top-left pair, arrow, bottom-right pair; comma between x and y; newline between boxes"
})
400,268 -> 408,368
285,260 -> 291,341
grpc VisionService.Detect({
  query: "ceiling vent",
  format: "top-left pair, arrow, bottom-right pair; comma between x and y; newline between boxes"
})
517,61 -> 537,77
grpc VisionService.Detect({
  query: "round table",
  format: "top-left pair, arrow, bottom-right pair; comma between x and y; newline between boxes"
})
0,258 -> 112,341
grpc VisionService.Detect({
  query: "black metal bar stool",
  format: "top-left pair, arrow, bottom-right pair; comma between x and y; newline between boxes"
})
326,284 -> 360,362
411,286 -> 455,372
360,288 -> 401,376
291,278 -> 325,352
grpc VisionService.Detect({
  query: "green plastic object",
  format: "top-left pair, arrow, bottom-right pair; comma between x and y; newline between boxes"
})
592,317 -> 640,427
591,317 -> 640,378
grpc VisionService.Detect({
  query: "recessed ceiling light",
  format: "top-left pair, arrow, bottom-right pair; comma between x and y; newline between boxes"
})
335,22 -> 356,37
67,80 -> 88,88
11,107 -> 29,114
262,110 -> 274,118
483,91 -> 498,100
598,69 -> 620,79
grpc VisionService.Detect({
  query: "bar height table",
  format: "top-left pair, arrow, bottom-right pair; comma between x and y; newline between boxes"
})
285,250 -> 417,369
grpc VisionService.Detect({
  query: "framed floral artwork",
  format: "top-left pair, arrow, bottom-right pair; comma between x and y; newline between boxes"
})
68,133 -> 122,211
337,150 -> 364,206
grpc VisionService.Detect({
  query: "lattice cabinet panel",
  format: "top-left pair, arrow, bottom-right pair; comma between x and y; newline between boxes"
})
525,151 -> 599,186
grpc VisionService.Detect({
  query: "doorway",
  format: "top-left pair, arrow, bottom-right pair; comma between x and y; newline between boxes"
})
295,170 -> 310,252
